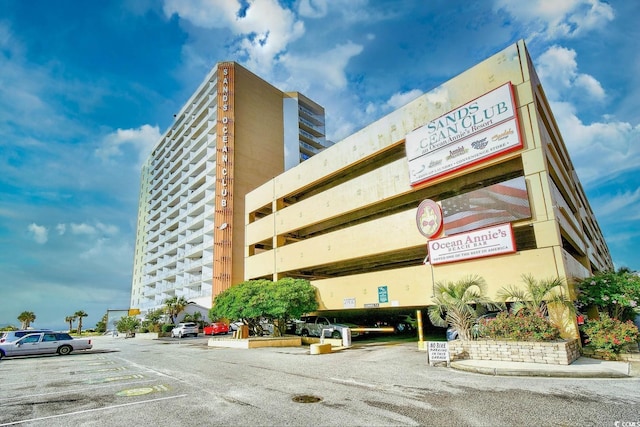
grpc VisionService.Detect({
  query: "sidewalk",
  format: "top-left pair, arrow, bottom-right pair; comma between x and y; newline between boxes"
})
450,356 -> 637,378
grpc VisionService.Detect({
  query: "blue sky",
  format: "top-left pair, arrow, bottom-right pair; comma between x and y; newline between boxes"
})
1,0 -> 638,330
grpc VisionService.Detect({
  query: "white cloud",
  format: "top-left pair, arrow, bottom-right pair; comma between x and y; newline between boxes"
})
56,224 -> 66,235
70,223 -> 96,235
95,124 -> 161,168
536,45 -> 605,101
298,0 -> 329,18
592,188 -> 640,219
494,0 -> 614,40
164,0 -> 305,72
280,41 -> 364,90
386,89 -> 424,110
534,45 -> 639,185
28,223 -> 48,244
547,100 -> 640,184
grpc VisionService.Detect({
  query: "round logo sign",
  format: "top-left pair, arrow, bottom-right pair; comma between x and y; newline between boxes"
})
416,199 -> 443,238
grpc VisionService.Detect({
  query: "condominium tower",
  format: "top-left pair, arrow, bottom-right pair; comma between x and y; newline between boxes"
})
130,62 -> 330,313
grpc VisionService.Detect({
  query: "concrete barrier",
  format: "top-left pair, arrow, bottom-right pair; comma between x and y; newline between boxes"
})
310,343 -> 332,355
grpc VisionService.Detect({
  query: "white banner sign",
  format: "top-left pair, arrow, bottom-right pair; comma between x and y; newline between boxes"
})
427,341 -> 450,366
405,83 -> 522,186
427,223 -> 516,265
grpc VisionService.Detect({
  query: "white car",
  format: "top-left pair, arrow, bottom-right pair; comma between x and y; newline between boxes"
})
0,332 -> 93,359
171,322 -> 199,338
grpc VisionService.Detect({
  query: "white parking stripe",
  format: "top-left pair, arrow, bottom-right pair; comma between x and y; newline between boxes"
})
0,394 -> 188,426
0,379 -> 157,402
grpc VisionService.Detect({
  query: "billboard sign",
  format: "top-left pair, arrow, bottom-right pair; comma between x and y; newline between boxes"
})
405,83 -> 522,186
442,176 -> 531,235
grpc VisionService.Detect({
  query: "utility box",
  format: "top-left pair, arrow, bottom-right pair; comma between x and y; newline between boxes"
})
340,327 -> 352,347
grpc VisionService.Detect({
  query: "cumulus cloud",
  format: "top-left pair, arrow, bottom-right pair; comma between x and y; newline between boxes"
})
534,46 -> 639,185
494,0 -> 614,40
95,124 -> 161,168
164,0 -> 305,72
535,45 -> 605,101
280,41 -> 363,90
546,101 -> 640,184
56,224 -> 66,235
28,223 -> 48,244
67,222 -> 119,236
298,0 -> 329,18
386,89 -> 424,110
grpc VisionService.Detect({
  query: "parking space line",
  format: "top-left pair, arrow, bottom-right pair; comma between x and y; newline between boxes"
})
0,394 -> 188,426
0,379 -> 157,403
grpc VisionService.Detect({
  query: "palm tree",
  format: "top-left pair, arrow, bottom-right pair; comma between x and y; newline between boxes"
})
497,274 -> 575,318
428,276 -> 501,341
65,315 -> 77,332
74,310 -> 88,335
164,296 -> 188,324
17,311 -> 36,329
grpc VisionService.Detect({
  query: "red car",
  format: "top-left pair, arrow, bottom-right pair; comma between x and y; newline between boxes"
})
203,322 -> 230,336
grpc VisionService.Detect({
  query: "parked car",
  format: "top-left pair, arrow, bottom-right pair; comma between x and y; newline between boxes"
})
446,312 -> 500,340
0,329 -> 53,343
171,322 -> 199,338
203,322 -> 229,336
295,316 -> 361,339
0,332 -> 92,359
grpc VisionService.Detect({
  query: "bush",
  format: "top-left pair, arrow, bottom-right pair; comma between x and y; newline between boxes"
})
580,313 -> 639,359
478,312 -> 561,341
161,324 -> 175,333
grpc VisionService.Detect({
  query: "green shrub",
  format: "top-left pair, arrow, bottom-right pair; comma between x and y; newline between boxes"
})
161,324 -> 175,333
478,312 -> 561,341
580,313 -> 639,359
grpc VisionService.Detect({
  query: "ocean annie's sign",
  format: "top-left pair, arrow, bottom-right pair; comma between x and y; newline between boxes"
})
405,83 -> 522,186
427,223 -> 516,265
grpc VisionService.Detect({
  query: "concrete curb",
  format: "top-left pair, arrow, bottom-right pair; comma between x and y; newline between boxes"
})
450,360 -> 631,378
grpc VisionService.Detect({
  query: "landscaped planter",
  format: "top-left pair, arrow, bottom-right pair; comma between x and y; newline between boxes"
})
448,339 -> 580,365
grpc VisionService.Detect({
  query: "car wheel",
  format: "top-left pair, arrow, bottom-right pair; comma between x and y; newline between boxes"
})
0,350 -> 5,360
301,329 -> 309,337
331,330 -> 341,339
178,332 -> 183,338
57,345 -> 73,356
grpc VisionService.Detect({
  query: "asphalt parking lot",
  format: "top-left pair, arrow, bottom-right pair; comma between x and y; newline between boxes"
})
1,335 -> 639,426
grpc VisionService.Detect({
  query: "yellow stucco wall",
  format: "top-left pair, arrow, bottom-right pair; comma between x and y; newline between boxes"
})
243,40 -> 611,312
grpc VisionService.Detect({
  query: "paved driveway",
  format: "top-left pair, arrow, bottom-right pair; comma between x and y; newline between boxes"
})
1,335 -> 638,426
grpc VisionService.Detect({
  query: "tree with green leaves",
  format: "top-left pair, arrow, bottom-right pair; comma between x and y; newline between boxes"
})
576,268 -> 640,321
497,274 -> 575,318
95,313 -> 108,333
210,278 -> 318,336
74,310 -> 88,335
65,315 -> 76,332
163,296 -> 188,324
116,316 -> 141,335
428,275 -> 501,341
183,311 -> 205,329
17,311 -> 36,329
142,308 -> 165,332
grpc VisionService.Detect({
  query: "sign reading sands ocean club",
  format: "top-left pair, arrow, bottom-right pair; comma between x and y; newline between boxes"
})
405,83 -> 523,186
213,64 -> 235,296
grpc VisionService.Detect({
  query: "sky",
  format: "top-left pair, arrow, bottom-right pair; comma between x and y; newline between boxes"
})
1,0 -> 638,331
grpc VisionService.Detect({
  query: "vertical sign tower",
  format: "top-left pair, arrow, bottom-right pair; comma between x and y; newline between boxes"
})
213,64 -> 235,298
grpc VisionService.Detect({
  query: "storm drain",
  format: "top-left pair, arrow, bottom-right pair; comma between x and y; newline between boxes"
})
292,395 -> 322,403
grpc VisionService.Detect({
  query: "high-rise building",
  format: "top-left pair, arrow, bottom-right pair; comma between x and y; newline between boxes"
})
130,62 -> 330,314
